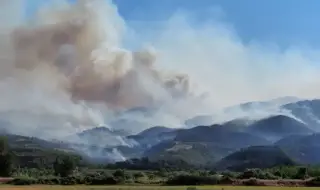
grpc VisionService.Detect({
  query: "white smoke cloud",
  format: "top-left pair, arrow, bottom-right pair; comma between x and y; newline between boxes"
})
149,13 -> 320,108
1,0 -> 320,146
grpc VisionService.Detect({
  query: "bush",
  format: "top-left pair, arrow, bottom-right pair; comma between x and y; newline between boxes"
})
166,175 -> 220,185
219,176 -> 234,185
8,177 -> 37,185
53,155 -> 76,177
133,172 -> 145,179
37,176 -> 61,185
89,176 -> 118,185
221,171 -> 238,178
306,177 -> 320,187
295,167 -> 309,179
0,137 -> 14,177
60,176 -> 78,185
239,168 -> 278,180
79,171 -> 119,185
148,173 -> 155,180
270,166 -> 299,179
242,178 -> 265,186
113,169 -> 125,178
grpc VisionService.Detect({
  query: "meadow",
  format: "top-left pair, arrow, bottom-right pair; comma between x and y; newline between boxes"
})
1,186 -> 320,190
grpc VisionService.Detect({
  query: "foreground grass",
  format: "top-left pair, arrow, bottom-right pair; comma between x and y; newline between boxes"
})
1,186 -> 320,190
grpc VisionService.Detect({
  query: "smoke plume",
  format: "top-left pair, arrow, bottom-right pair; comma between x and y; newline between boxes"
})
1,0 -> 320,143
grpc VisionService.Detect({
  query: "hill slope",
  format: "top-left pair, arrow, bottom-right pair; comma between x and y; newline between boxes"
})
214,145 -> 296,171
275,133 -> 320,164
282,99 -> 320,131
174,125 -> 271,149
245,115 -> 313,141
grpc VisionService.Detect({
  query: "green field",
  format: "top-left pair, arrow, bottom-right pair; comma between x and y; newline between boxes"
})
0,186 -> 319,190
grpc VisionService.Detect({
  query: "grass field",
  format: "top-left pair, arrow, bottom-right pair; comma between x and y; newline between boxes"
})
1,186 -> 319,190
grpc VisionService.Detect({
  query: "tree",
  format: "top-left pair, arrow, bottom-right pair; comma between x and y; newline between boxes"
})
0,136 -> 13,177
295,167 -> 308,179
113,169 -> 125,179
53,155 -> 76,177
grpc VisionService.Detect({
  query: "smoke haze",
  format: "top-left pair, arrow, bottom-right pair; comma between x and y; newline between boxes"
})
0,0 -> 320,143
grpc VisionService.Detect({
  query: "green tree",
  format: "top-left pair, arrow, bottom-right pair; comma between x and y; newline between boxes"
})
0,136 -> 13,177
295,167 -> 308,179
113,169 -> 125,178
53,155 -> 76,177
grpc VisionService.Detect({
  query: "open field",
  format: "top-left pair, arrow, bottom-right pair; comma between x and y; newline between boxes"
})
1,186 -> 320,190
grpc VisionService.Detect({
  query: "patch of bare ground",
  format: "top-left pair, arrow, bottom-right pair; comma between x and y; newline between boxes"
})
0,178 -> 14,184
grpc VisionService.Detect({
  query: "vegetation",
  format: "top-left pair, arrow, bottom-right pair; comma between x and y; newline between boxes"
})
0,136 -> 14,177
2,133 -> 320,188
2,186 -> 320,190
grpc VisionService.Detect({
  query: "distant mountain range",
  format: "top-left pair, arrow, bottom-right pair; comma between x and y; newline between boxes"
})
2,97 -> 320,170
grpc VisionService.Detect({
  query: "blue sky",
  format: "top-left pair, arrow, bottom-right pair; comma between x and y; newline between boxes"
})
25,0 -> 320,48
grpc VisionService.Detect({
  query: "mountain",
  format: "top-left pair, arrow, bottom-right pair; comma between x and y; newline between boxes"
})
138,110 -> 320,166
239,96 -> 300,110
223,96 -> 300,115
4,97 -> 320,169
141,123 -> 271,165
282,99 -> 320,131
127,126 -> 179,148
143,141 -> 224,165
71,126 -> 132,147
1,134 -> 81,167
214,145 -> 296,171
134,126 -> 176,137
174,125 -> 271,149
184,115 -> 215,128
245,115 -> 313,141
274,134 -> 308,147
275,133 -> 320,164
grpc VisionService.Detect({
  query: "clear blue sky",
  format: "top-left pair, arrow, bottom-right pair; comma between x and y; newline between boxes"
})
25,0 -> 320,48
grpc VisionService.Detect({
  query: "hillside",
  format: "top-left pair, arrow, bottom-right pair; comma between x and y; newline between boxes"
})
127,126 -> 179,148
184,115 -> 215,127
70,127 -> 132,147
275,133 -> 320,164
174,125 -> 271,149
214,146 -> 296,171
1,134 -> 81,168
282,99 -> 320,131
138,124 -> 271,165
245,115 -> 313,141
143,140 -> 233,165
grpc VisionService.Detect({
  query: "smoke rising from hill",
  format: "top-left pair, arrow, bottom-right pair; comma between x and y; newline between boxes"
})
1,0 -> 320,142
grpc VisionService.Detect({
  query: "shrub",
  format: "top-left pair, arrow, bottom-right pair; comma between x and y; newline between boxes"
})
166,175 -> 220,185
8,177 -> 37,185
88,176 -> 118,185
37,176 -> 61,185
53,155 -> 76,177
148,173 -> 155,180
295,167 -> 309,179
60,176 -> 78,185
219,176 -> 234,185
306,177 -> 320,187
113,169 -> 125,178
0,137 -> 14,177
242,178 -> 265,186
133,172 -> 145,179
221,171 -> 238,178
239,168 -> 278,180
